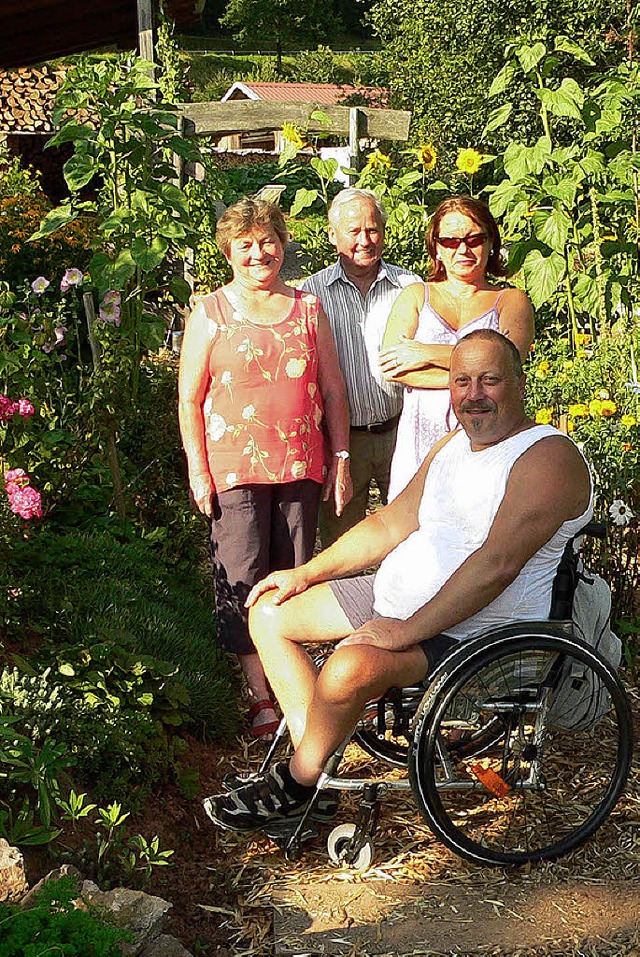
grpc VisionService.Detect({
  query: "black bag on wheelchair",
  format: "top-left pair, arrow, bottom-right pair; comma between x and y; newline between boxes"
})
548,560 -> 622,731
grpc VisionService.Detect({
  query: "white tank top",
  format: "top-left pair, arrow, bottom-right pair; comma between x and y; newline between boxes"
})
373,425 -> 594,638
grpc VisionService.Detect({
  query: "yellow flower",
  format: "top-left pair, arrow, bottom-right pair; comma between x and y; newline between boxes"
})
365,150 -> 392,171
535,408 -> 554,425
567,420 -> 575,433
621,414 -> 637,427
415,143 -> 438,169
589,398 -> 603,417
535,359 -> 551,379
576,332 -> 591,346
568,403 -> 589,418
281,122 -> 305,149
456,148 -> 483,175
600,399 -> 617,417
563,360 -> 574,370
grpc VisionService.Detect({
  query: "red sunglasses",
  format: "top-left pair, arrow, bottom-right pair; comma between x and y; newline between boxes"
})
436,233 -> 488,250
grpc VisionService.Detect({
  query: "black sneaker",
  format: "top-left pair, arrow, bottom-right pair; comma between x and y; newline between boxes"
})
222,769 -> 340,823
203,762 -> 311,833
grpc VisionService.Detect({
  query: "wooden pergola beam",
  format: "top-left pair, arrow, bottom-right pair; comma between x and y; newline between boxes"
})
178,100 -> 411,142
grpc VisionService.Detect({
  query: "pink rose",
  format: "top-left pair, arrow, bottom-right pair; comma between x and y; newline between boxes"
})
17,399 -> 35,417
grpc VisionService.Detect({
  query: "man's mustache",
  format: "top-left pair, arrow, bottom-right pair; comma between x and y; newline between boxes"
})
460,401 -> 496,413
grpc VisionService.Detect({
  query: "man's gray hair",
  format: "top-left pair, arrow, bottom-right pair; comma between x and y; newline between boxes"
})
328,188 -> 388,227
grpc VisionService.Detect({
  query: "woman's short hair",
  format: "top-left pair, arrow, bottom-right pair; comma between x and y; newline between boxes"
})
216,197 -> 289,257
328,188 -> 388,227
426,196 -> 506,280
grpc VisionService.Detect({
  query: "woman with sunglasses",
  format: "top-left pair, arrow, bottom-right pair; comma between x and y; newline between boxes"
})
380,195 -> 534,498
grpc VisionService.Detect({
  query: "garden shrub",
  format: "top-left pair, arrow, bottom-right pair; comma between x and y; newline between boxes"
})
525,327 -> 640,633
0,192 -> 94,288
0,875 -> 131,956
1,527 -> 239,739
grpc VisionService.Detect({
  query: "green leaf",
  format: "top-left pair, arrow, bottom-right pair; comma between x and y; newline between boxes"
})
168,274 -> 192,303
28,203 -> 78,241
503,136 -> 552,180
63,153 -> 97,191
522,249 -> 566,307
131,235 -> 169,271
544,177 -> 578,209
396,170 -> 423,188
58,663 -> 76,677
537,78 -> 585,122
487,179 -> 524,218
46,121 -> 95,148
573,272 -> 601,314
533,207 -> 572,252
310,156 -> 338,181
482,103 -> 513,138
516,42 -> 547,74
290,187 -> 319,217
554,36 -> 596,65
488,62 -> 517,97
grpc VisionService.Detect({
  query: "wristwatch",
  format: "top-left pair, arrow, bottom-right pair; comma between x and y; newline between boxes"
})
333,450 -> 350,461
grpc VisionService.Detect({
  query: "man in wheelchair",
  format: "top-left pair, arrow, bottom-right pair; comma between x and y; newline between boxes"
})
205,329 -> 594,835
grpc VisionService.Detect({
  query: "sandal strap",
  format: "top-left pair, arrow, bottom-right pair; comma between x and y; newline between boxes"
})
247,699 -> 276,721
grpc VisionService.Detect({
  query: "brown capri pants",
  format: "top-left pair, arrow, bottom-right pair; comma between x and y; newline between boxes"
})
328,574 -> 458,674
210,479 -> 321,656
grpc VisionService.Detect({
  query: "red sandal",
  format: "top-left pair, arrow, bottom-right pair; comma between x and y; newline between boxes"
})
247,699 -> 280,739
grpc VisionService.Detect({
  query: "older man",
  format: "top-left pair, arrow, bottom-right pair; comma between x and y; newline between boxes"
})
301,188 -> 421,546
204,330 -> 593,833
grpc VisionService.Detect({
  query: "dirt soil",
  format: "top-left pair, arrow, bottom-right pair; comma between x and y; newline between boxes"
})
23,693 -> 640,957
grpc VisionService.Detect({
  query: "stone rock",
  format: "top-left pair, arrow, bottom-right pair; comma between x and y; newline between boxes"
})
80,881 -> 172,957
20,864 -> 82,909
0,838 -> 27,902
139,934 -> 194,957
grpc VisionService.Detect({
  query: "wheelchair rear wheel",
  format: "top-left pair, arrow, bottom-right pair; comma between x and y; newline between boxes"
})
410,630 -> 633,866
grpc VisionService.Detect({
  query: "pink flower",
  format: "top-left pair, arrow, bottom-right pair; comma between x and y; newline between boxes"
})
4,467 -> 27,485
99,301 -> 121,325
103,290 -> 121,306
31,277 -> 50,294
4,468 -> 42,519
60,267 -> 84,292
17,399 -> 35,417
0,395 -> 17,420
7,484 -> 43,519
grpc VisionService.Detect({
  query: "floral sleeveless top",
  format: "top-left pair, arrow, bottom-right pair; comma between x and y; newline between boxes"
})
200,288 -> 327,492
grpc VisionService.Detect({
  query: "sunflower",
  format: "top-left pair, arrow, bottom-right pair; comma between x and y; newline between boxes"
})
281,122 -> 305,150
365,150 -> 392,171
456,147 -> 483,175
415,143 -> 437,170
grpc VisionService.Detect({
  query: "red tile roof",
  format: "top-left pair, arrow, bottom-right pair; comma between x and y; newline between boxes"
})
222,82 -> 388,108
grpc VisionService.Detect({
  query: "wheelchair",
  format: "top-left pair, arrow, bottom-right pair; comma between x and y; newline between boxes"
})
255,524 -> 634,869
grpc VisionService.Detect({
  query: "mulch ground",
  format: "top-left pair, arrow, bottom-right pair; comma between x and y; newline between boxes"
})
118,685 -> 640,957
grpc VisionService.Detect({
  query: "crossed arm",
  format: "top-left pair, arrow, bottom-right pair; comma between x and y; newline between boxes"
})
379,283 -> 534,389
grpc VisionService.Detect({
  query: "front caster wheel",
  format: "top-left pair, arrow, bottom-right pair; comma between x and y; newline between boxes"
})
327,823 -> 374,870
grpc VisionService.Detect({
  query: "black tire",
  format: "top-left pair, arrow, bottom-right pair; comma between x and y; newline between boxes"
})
409,629 -> 633,866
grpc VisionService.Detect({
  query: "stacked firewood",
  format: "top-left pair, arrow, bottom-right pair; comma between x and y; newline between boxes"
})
0,67 -> 68,133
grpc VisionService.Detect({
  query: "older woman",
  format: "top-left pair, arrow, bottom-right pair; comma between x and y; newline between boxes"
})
178,198 -> 351,738
380,195 -> 534,499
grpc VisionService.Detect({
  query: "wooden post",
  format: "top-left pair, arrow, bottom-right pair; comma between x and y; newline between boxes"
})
137,0 -> 156,83
349,107 -> 365,183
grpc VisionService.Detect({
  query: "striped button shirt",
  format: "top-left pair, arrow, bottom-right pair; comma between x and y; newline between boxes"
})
301,259 -> 422,427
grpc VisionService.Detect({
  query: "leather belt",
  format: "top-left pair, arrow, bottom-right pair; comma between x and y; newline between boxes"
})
351,414 -> 400,435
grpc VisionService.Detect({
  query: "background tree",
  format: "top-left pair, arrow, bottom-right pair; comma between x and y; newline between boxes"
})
367,0 -> 630,153
220,0 -> 339,73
